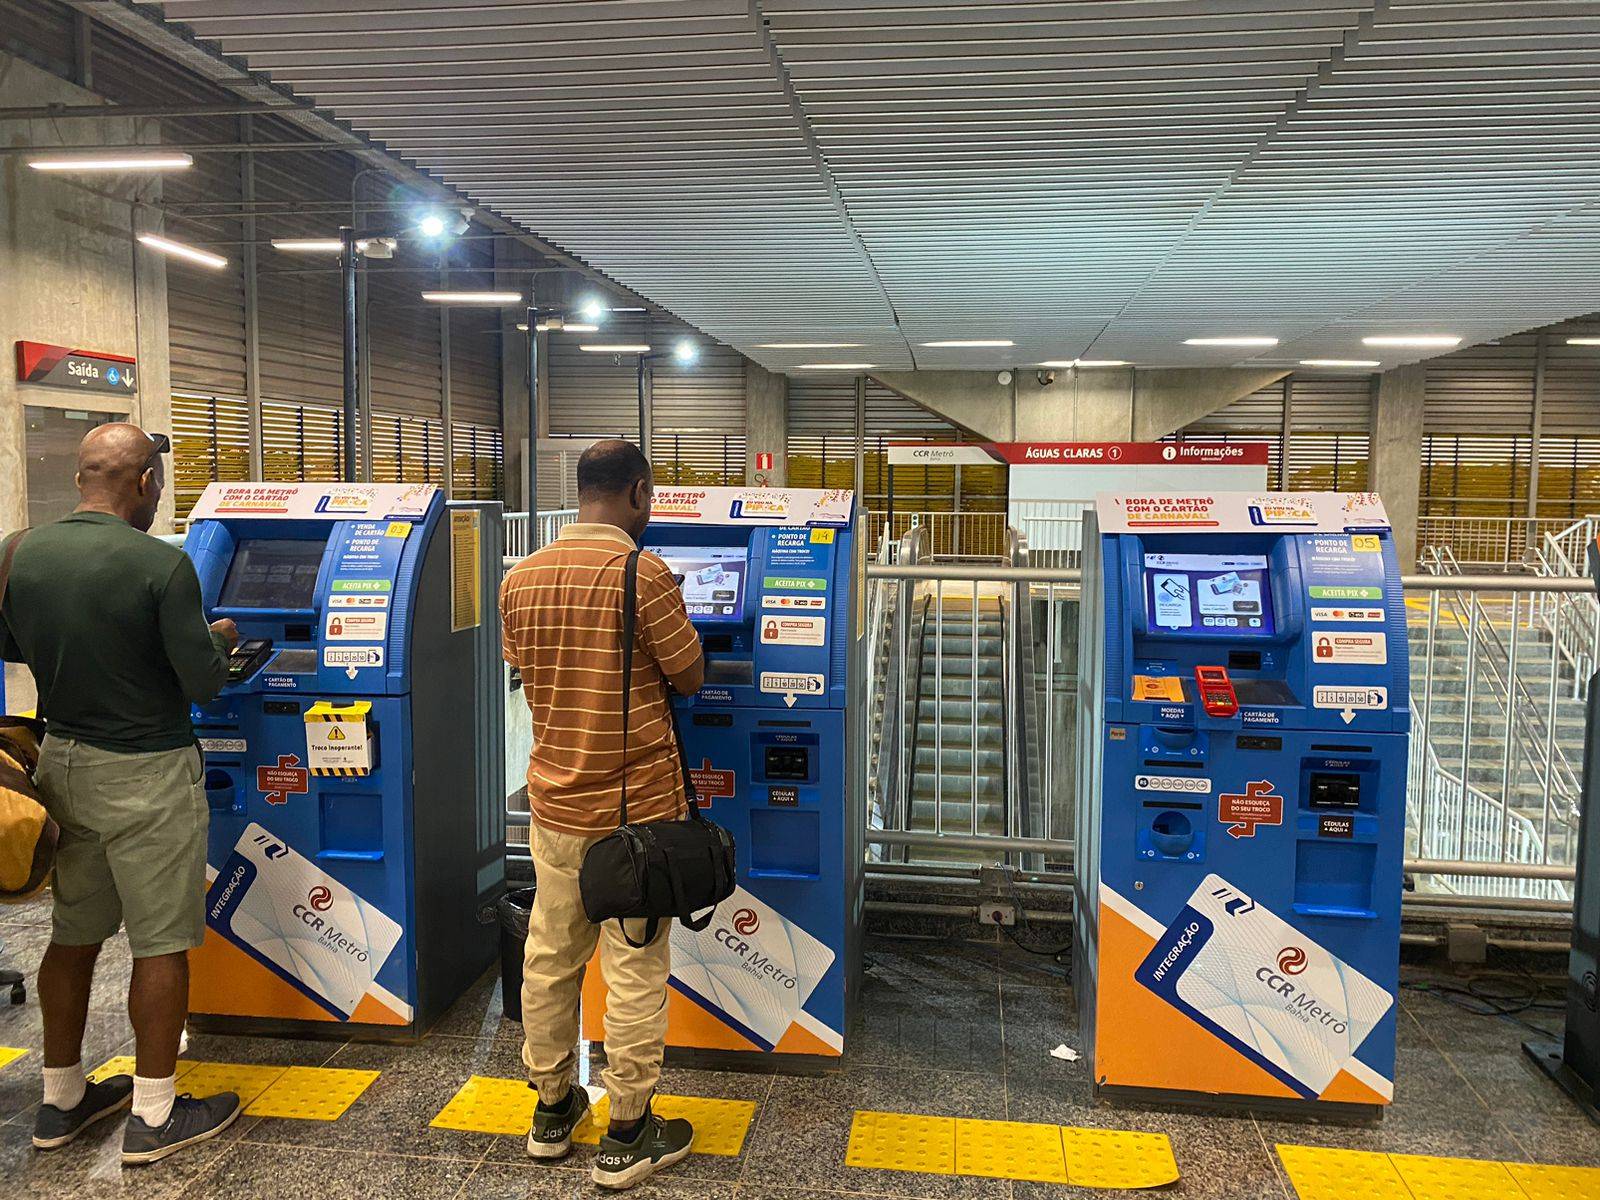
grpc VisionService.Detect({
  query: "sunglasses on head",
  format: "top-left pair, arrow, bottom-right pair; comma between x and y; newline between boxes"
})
144,433 -> 171,472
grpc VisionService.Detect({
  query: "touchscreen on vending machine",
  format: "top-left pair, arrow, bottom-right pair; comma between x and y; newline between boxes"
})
1142,552 -> 1275,637
646,545 -> 749,622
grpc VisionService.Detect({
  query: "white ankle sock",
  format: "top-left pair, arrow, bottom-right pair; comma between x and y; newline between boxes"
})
42,1063 -> 85,1112
131,1074 -> 176,1127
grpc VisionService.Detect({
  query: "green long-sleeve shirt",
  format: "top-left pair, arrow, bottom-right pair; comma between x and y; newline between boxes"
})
0,511 -> 230,753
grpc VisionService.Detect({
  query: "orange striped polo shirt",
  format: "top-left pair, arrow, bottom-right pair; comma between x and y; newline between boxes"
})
500,522 -> 703,836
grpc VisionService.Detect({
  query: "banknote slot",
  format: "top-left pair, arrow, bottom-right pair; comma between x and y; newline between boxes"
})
1293,840 -> 1376,918
748,808 -> 819,879
1227,650 -> 1262,671
1142,759 -> 1207,770
763,745 -> 811,782
692,712 -> 734,727
319,792 -> 385,862
1141,800 -> 1203,810
1308,772 -> 1362,810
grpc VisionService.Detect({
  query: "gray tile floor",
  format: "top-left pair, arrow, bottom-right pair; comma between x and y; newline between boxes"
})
0,902 -> 1593,1200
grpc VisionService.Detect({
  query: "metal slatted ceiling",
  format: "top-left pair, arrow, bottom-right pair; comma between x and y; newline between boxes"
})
148,1 -> 1600,378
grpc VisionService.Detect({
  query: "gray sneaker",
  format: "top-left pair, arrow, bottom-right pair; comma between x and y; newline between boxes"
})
526,1084 -> 591,1160
591,1109 -> 694,1190
32,1075 -> 134,1149
121,1092 -> 242,1165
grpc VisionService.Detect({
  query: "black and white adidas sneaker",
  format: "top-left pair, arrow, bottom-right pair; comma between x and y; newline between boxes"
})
526,1085 -> 591,1160
591,1110 -> 694,1190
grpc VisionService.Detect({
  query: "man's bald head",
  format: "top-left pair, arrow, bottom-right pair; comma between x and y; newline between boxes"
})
76,422 -> 164,532
576,437 -> 655,542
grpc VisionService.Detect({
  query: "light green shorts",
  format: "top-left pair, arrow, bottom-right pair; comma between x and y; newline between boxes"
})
34,735 -> 209,959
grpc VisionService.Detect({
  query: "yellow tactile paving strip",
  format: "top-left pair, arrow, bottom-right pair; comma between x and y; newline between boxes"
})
246,1067 -> 380,1121
0,1046 -> 28,1072
89,1056 -> 196,1084
846,1111 -> 1179,1188
1279,1144 -> 1412,1200
1062,1126 -> 1181,1190
1279,1145 -> 1600,1200
430,1076 -> 756,1157
86,1056 -> 376,1122
1507,1163 -> 1600,1200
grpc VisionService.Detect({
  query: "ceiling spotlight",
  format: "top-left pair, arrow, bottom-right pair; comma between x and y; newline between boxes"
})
578,298 -> 610,322
920,339 -> 1014,348
674,338 -> 699,364
416,208 -> 470,239
1360,335 -> 1461,348
29,152 -> 193,172
137,234 -> 226,269
580,343 -> 651,353
420,290 -> 523,304
1183,336 -> 1279,347
1300,359 -> 1381,368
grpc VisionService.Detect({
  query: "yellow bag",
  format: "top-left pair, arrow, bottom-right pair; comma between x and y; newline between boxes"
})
0,716 -> 54,902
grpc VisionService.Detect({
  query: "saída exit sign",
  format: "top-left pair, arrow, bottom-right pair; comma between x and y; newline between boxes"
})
15,341 -> 138,395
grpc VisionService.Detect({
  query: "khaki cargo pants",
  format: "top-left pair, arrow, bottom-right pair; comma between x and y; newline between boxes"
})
520,824 -> 670,1122
35,736 -> 209,959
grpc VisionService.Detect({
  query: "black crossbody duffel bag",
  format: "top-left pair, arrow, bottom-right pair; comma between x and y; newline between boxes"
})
579,549 -> 737,947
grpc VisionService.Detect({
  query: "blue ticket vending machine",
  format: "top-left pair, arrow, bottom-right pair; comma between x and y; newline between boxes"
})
180,483 -> 504,1039
1075,492 -> 1408,1113
580,487 -> 863,1066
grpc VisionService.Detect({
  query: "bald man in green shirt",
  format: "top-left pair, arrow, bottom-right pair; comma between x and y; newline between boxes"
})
0,423 -> 244,1165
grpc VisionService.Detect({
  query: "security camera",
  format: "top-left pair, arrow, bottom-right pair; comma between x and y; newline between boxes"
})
1037,369 -> 1057,386
451,208 -> 473,236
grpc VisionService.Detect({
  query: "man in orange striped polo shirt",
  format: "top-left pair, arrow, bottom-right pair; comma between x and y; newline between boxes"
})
500,439 -> 704,1190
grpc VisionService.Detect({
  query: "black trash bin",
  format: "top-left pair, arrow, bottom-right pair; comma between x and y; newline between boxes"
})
497,887 -> 535,1023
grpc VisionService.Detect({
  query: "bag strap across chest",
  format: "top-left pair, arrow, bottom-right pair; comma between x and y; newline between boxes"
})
617,548 -> 701,831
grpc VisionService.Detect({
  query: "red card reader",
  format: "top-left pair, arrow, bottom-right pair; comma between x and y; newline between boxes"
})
1194,665 -> 1239,718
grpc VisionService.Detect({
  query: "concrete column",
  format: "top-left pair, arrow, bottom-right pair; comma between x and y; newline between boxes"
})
871,366 -> 1290,443
1370,364 -> 1426,569
0,52 -> 170,532
745,361 -> 788,485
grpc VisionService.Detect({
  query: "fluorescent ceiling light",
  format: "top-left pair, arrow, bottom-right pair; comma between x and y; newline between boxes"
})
921,339 -> 1014,348
420,290 -> 522,304
1183,336 -> 1279,347
30,152 -> 193,172
515,322 -> 601,333
581,343 -> 651,353
1039,359 -> 1128,368
1566,337 -> 1600,346
796,363 -> 876,370
1361,335 -> 1461,348
271,238 -> 392,253
137,234 -> 226,269
610,306 -> 647,313
756,342 -> 863,350
1301,358 -> 1380,368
